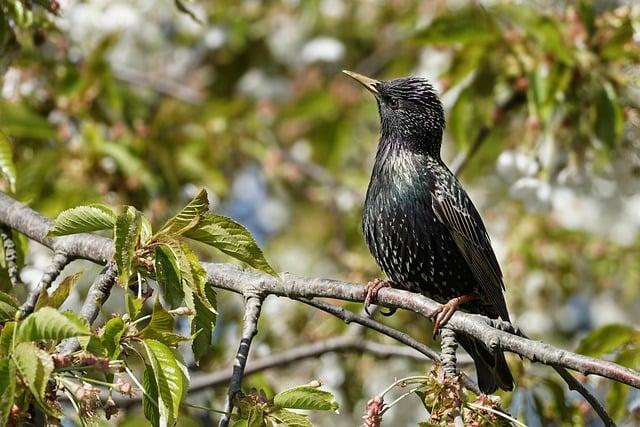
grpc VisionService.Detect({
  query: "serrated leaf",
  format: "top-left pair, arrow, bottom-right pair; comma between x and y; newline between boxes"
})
155,245 -> 184,307
48,205 -> 116,236
143,363 -> 161,427
274,385 -> 339,412
0,322 -> 15,356
114,206 -> 142,286
101,317 -> 125,359
576,324 -> 637,357
158,189 -> 209,236
184,213 -> 278,277
594,82 -> 624,147
268,409 -> 312,427
35,272 -> 81,310
247,406 -> 265,427
0,358 -> 16,425
141,298 -> 189,348
0,290 -> 18,321
191,286 -> 217,364
126,292 -> 143,319
13,342 -> 60,417
17,307 -> 91,342
143,339 -> 187,426
0,130 -> 16,192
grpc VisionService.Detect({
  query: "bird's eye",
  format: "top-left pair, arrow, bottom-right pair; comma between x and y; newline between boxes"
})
387,98 -> 399,109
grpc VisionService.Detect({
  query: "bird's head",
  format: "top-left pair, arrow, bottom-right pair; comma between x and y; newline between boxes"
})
343,70 -> 445,156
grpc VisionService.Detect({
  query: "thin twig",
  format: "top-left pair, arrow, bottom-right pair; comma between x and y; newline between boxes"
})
0,225 -> 20,287
298,298 -> 481,395
219,292 -> 264,427
19,250 -> 70,317
56,263 -> 118,354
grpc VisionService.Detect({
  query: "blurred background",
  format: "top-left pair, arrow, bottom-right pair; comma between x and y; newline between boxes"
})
1,0 -> 640,425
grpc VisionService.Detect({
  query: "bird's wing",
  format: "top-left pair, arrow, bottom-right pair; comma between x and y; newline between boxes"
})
431,181 -> 510,321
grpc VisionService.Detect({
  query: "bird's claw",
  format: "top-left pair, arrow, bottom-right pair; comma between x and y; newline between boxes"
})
364,278 -> 393,316
430,294 -> 477,338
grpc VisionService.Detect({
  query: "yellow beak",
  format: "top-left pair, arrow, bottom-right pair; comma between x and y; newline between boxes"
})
342,70 -> 380,95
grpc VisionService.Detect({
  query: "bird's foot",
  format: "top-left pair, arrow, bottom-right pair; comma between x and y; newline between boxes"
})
431,294 -> 477,338
364,278 -> 395,316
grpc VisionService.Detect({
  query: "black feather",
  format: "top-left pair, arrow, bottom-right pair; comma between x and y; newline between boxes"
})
360,75 -> 513,393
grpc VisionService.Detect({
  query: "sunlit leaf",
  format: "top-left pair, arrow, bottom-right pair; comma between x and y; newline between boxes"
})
0,322 -> 15,356
268,409 -> 312,427
48,205 -> 116,236
17,307 -> 91,342
155,244 -> 184,307
14,342 -> 60,417
184,213 -> 278,277
114,206 -> 142,286
158,189 -> 209,236
143,339 -> 187,426
274,384 -> 339,411
102,317 -> 126,359
35,272 -> 82,310
0,358 -> 15,426
0,290 -> 18,321
143,363 -> 161,427
141,298 -> 190,347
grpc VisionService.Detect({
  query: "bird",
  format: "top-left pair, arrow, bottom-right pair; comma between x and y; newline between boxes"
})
343,70 -> 514,394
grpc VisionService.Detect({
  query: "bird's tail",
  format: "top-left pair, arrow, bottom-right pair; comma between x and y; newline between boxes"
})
457,333 -> 513,394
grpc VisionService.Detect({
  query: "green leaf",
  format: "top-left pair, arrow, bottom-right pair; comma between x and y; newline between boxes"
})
0,130 -> 16,192
268,409 -> 312,427
184,213 -> 278,277
594,82 -> 624,147
0,358 -> 16,426
415,7 -> 498,44
114,206 -> 142,286
576,324 -> 637,357
13,342 -> 60,417
17,307 -> 91,342
155,244 -> 184,307
0,290 -> 18,321
0,100 -> 55,139
191,285 -> 217,364
158,189 -> 209,236
143,339 -> 187,426
232,421 -> 248,427
141,298 -> 190,348
101,317 -> 125,359
0,322 -> 15,356
143,363 -> 161,427
274,384 -> 339,412
35,272 -> 81,310
126,292 -> 143,319
48,205 -> 116,236
247,406 -> 265,427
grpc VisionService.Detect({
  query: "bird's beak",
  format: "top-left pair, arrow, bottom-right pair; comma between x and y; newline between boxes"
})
342,70 -> 380,95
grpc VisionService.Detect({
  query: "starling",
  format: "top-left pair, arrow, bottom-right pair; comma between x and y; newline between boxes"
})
344,70 -> 514,394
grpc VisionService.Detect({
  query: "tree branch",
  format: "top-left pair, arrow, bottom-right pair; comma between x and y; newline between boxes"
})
0,225 -> 20,287
0,191 -> 636,426
219,292 -> 264,427
57,263 -> 118,354
19,250 -> 70,317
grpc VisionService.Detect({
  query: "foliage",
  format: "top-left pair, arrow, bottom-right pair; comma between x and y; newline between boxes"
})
0,0 -> 639,425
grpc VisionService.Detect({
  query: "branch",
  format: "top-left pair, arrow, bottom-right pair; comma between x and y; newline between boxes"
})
0,191 -> 636,425
19,250 -> 70,317
0,225 -> 20,287
57,263 -> 118,354
219,292 -> 263,427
